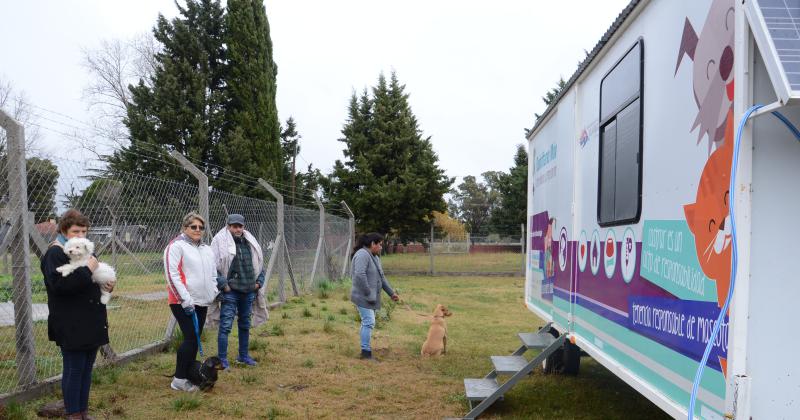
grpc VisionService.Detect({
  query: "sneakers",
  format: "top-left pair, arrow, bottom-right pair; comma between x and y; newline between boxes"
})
359,349 -> 373,360
235,355 -> 258,366
220,358 -> 230,370
170,377 -> 199,392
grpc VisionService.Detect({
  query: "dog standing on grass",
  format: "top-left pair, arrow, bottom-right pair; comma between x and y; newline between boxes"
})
57,237 -> 116,304
421,304 -> 453,356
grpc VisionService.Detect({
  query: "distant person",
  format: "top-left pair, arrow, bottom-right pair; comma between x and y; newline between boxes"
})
41,209 -> 114,420
163,212 -> 218,392
350,232 -> 400,360
210,213 -> 265,370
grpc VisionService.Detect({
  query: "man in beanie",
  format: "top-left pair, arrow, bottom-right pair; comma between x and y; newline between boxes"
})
210,214 -> 265,369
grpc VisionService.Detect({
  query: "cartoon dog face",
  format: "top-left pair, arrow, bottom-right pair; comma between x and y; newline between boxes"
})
63,237 -> 95,261
676,0 -> 735,152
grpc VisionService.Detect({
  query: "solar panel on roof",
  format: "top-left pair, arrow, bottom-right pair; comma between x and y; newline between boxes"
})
758,0 -> 800,90
746,0 -> 800,103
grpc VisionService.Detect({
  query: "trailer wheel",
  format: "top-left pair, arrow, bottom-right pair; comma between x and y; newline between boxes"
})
561,339 -> 580,375
541,328 -> 581,375
541,328 -> 564,374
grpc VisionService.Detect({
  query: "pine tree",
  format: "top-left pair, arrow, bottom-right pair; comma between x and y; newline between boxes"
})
219,0 -> 282,195
489,144 -> 529,235
109,0 -> 283,196
114,0 -> 227,182
324,72 -> 452,239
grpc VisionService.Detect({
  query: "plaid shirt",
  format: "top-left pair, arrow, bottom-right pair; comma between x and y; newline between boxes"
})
227,235 -> 256,292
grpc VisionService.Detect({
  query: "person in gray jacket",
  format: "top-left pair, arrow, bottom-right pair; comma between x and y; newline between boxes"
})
350,232 -> 400,360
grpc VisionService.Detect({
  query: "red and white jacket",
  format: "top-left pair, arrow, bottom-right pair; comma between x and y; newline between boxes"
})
163,234 -> 219,308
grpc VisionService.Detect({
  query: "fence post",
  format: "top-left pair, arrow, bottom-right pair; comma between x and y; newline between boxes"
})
168,151 -> 210,238
0,109 -> 36,388
521,223 -> 525,275
340,201 -> 354,280
429,222 -> 435,276
110,207 -> 118,268
310,193 -> 325,287
258,179 -> 297,301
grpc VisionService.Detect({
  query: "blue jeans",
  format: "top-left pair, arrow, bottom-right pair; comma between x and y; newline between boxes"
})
217,290 -> 256,360
356,306 -> 376,351
61,347 -> 98,415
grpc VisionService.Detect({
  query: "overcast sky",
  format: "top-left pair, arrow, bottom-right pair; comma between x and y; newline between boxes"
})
1,0 -> 630,182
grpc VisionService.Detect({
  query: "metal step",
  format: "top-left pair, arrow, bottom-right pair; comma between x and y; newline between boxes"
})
518,332 -> 556,349
490,355 -> 528,374
464,378 -> 499,401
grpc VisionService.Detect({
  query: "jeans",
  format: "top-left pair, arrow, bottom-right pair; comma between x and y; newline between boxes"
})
356,306 -> 375,351
61,347 -> 98,415
169,304 -> 208,379
217,290 -> 256,360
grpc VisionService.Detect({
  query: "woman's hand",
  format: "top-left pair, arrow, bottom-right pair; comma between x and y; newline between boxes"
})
87,256 -> 99,272
391,294 -> 400,302
102,280 -> 116,293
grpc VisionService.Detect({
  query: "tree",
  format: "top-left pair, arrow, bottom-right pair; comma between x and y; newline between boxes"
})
81,33 -> 160,152
280,116 -> 301,203
111,0 -> 228,183
323,72 -> 453,239
489,144 -> 528,235
432,211 -> 467,240
218,0 -> 282,194
533,76 -> 567,121
0,79 -> 57,223
0,78 -> 41,153
447,172 -> 499,237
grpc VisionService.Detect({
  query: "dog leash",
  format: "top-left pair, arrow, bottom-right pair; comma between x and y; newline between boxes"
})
191,312 -> 204,357
398,299 -> 432,319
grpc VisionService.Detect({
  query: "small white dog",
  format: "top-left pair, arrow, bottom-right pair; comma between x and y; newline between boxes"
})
56,237 -> 117,304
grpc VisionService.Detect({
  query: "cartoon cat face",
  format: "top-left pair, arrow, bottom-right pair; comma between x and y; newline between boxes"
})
684,111 -> 733,308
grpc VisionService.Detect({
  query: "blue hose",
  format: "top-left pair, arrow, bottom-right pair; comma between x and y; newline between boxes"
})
687,105 -> 800,419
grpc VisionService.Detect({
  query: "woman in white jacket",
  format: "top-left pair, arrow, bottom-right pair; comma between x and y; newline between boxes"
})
163,212 -> 218,392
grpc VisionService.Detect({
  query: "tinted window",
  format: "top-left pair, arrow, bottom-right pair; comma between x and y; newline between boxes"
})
598,40 -> 643,226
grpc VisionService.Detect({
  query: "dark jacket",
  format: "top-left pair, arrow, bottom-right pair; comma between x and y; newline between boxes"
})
41,243 -> 109,350
350,248 -> 395,310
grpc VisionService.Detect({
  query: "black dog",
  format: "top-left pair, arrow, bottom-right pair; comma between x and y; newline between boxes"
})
186,356 -> 225,391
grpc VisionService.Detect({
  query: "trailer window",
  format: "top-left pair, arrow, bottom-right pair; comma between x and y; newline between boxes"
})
598,40 -> 643,226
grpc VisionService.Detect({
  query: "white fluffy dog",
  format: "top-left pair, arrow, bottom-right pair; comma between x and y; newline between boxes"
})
56,237 -> 117,304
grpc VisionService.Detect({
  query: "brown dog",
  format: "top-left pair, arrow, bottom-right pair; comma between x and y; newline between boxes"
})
421,304 -> 453,356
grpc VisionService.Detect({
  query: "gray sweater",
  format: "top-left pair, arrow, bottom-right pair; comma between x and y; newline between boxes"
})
350,248 -> 395,310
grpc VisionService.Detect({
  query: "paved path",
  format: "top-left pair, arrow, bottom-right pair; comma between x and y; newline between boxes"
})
0,291 -> 168,327
0,302 -> 49,326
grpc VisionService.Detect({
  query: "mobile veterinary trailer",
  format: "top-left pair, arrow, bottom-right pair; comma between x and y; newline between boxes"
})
527,0 -> 800,418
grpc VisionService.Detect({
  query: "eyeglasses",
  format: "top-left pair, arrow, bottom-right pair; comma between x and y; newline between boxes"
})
187,224 -> 205,231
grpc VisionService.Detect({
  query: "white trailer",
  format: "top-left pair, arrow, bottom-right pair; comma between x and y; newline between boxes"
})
526,0 -> 800,418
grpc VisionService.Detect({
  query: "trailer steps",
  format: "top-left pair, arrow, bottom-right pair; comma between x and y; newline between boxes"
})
455,323 -> 566,420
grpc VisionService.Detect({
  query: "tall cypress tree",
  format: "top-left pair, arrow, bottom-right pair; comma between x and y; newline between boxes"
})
114,0 -> 226,182
219,0 -> 282,195
109,0 -> 283,195
325,72 -> 452,238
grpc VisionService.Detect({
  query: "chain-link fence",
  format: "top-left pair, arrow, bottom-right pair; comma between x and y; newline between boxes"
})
379,226 -> 526,276
0,110 -> 353,400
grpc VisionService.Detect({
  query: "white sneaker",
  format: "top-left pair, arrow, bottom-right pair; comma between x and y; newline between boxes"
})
170,377 -> 199,392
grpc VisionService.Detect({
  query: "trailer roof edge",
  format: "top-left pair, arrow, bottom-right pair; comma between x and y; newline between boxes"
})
526,0 -> 646,142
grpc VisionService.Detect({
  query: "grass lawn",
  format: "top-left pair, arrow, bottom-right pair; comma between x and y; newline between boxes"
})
2,276 -> 670,419
381,252 -> 524,274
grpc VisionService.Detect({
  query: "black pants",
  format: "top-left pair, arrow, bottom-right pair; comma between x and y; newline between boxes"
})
170,304 -> 207,379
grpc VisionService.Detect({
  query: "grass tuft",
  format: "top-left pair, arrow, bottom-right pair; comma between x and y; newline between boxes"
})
171,395 -> 201,412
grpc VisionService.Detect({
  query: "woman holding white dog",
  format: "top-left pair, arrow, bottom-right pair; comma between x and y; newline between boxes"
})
163,212 -> 219,392
350,233 -> 400,361
41,209 -> 114,420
